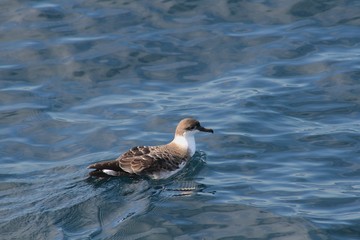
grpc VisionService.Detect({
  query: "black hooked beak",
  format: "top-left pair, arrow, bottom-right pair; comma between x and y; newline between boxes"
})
197,125 -> 214,133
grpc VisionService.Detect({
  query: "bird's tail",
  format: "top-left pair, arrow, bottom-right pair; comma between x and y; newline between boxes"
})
88,169 -> 113,178
87,160 -> 128,177
88,159 -> 120,170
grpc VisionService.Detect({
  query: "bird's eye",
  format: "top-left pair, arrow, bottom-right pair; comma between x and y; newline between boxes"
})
187,125 -> 196,131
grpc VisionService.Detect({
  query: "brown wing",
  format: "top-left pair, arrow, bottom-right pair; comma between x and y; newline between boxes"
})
121,146 -> 151,157
118,146 -> 158,174
118,146 -> 188,175
142,151 -> 186,174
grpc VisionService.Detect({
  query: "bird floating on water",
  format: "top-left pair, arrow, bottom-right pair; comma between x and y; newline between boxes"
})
88,118 -> 214,179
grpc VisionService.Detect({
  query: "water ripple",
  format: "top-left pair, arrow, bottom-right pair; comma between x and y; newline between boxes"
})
1,0 -> 360,239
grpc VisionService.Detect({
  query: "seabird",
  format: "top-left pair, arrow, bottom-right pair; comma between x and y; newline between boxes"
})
88,118 -> 214,179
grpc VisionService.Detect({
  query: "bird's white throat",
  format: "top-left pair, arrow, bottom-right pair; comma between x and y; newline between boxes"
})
172,131 -> 197,156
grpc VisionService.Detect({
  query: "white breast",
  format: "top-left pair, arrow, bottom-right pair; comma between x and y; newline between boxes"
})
172,131 -> 196,156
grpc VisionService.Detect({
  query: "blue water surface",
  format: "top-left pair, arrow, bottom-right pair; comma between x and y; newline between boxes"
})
1,0 -> 360,239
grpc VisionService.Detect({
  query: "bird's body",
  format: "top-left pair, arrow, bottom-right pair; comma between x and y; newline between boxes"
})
88,118 -> 213,179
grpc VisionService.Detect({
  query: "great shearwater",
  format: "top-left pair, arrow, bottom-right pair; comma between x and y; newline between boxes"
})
88,118 -> 213,179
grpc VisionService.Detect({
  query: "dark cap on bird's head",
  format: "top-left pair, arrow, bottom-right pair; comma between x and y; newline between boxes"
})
175,118 -> 214,136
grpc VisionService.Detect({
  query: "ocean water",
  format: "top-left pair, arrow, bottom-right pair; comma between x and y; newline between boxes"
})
1,0 -> 360,239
